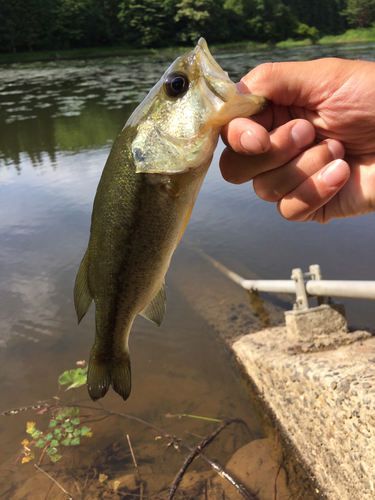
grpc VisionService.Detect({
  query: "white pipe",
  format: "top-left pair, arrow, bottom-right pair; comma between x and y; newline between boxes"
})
306,280 -> 375,300
195,247 -> 375,301
241,280 -> 296,294
242,279 -> 375,300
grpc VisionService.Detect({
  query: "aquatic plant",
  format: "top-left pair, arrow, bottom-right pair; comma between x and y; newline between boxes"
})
19,367 -> 92,464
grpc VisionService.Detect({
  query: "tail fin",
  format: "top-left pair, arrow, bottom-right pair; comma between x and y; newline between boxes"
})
87,346 -> 132,402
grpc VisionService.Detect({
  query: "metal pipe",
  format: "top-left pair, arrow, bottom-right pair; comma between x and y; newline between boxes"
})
306,280 -> 375,300
242,279 -> 375,300
241,280 -> 296,294
195,247 -> 375,302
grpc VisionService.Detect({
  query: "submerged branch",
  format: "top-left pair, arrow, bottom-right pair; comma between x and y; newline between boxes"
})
127,433 -> 144,500
34,464 -> 73,499
168,418 -> 256,500
68,405 -> 256,499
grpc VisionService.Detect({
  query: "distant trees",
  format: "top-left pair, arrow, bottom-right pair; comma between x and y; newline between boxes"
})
342,0 -> 375,28
174,0 -> 222,44
0,0 -> 372,54
118,0 -> 175,47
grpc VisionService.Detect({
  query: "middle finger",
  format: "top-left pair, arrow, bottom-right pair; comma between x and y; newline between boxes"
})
253,139 -> 345,202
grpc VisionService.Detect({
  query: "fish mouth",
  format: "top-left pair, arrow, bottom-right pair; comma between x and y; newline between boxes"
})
196,38 -> 226,79
194,38 -> 237,103
194,37 -> 268,120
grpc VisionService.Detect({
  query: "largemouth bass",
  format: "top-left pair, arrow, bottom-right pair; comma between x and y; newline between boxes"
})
74,38 -> 267,402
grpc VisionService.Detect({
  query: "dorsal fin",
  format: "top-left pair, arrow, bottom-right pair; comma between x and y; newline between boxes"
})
74,249 -> 93,323
139,282 -> 166,326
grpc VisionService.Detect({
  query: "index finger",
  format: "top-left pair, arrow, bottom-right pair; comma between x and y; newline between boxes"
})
220,119 -> 315,184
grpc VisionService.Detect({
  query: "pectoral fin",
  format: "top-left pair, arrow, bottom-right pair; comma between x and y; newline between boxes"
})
139,282 -> 166,326
177,202 -> 194,245
74,250 -> 93,324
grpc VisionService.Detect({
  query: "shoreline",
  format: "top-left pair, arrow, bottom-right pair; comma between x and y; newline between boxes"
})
1,30 -> 375,66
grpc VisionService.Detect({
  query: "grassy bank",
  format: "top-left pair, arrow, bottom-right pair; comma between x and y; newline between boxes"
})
276,27 -> 375,48
319,27 -> 375,43
1,28 -> 375,65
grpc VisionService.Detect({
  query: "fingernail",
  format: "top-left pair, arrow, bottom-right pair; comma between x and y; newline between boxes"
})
320,160 -> 349,187
291,122 -> 314,150
240,130 -> 264,154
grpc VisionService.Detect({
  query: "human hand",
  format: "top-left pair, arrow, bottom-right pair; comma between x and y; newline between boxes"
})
220,58 -> 375,223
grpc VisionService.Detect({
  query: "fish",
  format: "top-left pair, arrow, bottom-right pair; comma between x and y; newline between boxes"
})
74,38 -> 267,402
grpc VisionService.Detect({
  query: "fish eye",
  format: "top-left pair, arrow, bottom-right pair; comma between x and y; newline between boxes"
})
163,72 -> 189,98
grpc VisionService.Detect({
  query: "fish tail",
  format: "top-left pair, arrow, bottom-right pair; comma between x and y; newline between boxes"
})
111,353 -> 132,402
87,345 -> 131,402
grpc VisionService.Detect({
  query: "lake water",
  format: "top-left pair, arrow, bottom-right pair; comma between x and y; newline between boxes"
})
0,42 -> 374,499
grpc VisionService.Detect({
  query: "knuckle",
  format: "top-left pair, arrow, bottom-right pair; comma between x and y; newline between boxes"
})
252,62 -> 276,82
220,165 -> 244,185
253,174 -> 282,202
277,198 -> 310,222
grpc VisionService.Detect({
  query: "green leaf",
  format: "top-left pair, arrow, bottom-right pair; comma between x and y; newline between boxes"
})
73,428 -> 81,437
58,368 -> 88,390
59,406 -> 79,418
80,426 -> 91,436
54,429 -> 62,438
46,447 -> 58,456
45,433 -> 53,442
49,420 -> 57,428
71,417 -> 80,425
61,438 -> 71,446
50,454 -> 62,463
31,430 -> 42,439
35,439 -> 46,448
71,437 -> 80,445
51,439 -> 59,447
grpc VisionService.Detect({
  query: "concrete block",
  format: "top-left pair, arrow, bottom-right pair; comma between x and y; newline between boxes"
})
285,304 -> 347,343
232,326 -> 373,500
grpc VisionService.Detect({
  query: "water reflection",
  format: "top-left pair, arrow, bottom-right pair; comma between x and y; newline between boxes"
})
0,57 -> 165,169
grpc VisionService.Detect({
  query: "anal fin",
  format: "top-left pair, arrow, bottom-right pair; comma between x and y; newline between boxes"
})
139,282 -> 166,326
177,202 -> 194,245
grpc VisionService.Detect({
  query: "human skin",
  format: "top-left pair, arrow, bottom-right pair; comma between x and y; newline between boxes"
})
220,58 -> 375,223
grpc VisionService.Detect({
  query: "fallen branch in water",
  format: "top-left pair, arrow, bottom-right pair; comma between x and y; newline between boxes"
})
80,405 -> 256,499
127,434 -> 143,500
34,464 -> 73,499
168,418 -> 257,500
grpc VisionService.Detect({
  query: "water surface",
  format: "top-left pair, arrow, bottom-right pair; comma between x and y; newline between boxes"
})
0,42 -> 374,498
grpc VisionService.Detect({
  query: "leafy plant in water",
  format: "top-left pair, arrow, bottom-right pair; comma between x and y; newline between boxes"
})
58,366 -> 88,390
20,367 -> 92,464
